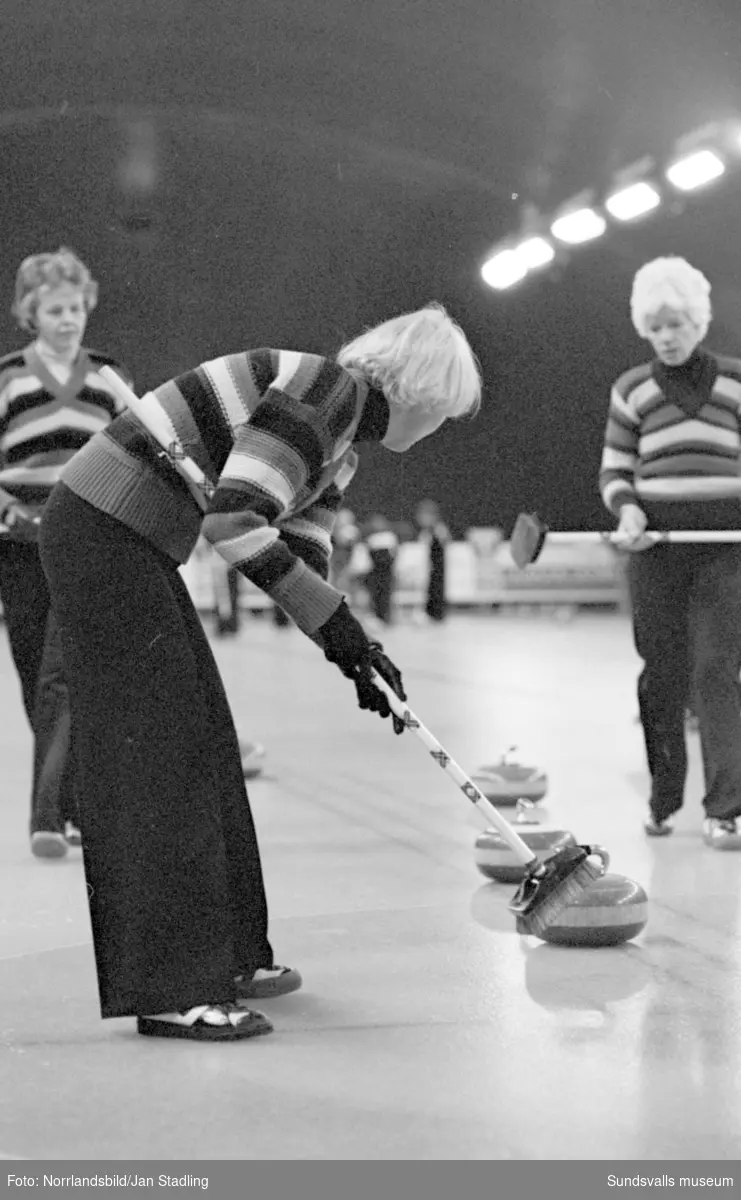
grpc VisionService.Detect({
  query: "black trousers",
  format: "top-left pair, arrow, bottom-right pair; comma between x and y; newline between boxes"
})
39,485 -> 273,1018
0,539 -> 79,833
628,543 -> 741,822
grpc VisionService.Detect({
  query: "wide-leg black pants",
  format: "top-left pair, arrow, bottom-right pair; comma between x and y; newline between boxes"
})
628,542 -> 741,823
39,484 -> 273,1018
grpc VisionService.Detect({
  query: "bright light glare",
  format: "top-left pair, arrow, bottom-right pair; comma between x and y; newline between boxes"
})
481,250 -> 528,290
518,237 -> 555,268
550,207 -> 606,244
665,149 -> 725,191
605,181 -> 661,221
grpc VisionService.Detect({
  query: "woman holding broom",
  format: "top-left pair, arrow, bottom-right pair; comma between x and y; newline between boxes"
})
599,256 -> 741,848
39,303 -> 482,1042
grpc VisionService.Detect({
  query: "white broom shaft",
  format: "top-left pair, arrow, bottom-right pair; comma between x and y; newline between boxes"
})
99,367 -> 211,511
370,669 -> 537,866
545,530 -> 741,544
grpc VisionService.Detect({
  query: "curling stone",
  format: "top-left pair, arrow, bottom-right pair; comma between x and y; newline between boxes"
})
520,873 -> 648,947
474,800 -> 575,883
472,746 -> 548,807
239,739 -> 266,780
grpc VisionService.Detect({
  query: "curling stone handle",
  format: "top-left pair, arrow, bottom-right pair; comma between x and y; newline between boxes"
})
370,669 -> 538,867
587,845 -> 610,875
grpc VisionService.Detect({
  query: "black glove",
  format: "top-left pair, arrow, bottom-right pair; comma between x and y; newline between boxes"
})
361,643 -> 408,735
0,500 -> 41,544
317,601 -> 408,734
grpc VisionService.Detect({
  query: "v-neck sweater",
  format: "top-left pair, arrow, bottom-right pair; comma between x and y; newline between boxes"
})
599,348 -> 741,531
0,343 -> 131,505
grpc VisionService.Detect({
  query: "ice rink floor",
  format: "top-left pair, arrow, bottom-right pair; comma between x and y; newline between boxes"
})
1,609 -> 739,1161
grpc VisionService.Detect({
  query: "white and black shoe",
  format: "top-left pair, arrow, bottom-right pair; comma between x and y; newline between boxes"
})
30,831 -> 68,858
702,817 -> 741,850
235,965 -> 302,1001
137,1004 -> 273,1041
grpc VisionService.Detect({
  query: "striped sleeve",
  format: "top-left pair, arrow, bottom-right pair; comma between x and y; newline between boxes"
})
599,377 -> 640,517
276,482 -> 345,581
201,393 -> 344,634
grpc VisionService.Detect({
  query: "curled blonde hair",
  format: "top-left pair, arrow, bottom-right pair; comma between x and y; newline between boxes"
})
12,246 -> 99,332
337,303 -> 482,419
630,256 -> 711,340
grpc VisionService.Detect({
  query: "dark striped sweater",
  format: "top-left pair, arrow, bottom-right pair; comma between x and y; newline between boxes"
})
599,349 -> 741,530
62,349 -> 386,635
0,344 -> 131,506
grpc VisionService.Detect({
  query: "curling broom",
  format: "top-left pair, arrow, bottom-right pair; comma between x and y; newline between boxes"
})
509,510 -> 741,569
369,672 -> 609,935
99,369 -> 610,937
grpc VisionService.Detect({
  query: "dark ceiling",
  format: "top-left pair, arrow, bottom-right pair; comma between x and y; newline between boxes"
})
6,0 -> 741,209
3,0 -> 741,528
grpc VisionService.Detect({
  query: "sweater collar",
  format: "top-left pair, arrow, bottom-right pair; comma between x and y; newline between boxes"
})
353,385 -> 390,444
652,346 -> 718,417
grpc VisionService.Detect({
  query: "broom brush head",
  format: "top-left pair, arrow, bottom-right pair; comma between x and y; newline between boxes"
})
510,511 -> 550,569
508,843 -> 609,937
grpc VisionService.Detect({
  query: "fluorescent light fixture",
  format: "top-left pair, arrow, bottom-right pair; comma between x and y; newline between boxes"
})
518,237 -> 555,268
665,149 -> 725,191
550,207 -> 606,244
481,249 -> 528,290
605,181 -> 661,221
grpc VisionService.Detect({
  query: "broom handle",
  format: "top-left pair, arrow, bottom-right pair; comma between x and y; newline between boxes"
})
546,530 -> 741,545
370,669 -> 538,866
99,367 -> 213,512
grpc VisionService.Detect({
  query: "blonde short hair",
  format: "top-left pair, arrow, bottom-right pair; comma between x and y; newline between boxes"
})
337,303 -> 482,418
12,246 -> 99,332
630,256 -> 711,340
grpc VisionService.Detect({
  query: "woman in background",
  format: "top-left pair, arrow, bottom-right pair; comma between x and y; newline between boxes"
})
599,255 -> 741,849
415,498 -> 450,622
0,247 -> 131,858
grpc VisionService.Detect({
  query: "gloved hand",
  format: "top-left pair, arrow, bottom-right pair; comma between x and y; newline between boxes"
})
0,500 -> 42,543
316,601 -> 407,733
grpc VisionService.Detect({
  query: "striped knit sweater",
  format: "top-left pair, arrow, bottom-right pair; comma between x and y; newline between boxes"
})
62,349 -> 389,636
599,348 -> 741,531
0,344 -> 130,508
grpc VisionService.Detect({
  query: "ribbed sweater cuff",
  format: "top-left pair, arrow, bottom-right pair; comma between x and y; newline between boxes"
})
266,559 -> 345,635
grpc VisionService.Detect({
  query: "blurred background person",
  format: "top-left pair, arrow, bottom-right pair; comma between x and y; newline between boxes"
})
415,498 -> 451,622
211,555 -> 241,638
330,507 -> 361,595
363,513 -> 399,626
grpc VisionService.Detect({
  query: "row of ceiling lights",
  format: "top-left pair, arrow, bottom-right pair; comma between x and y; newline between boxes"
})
481,120 -> 740,291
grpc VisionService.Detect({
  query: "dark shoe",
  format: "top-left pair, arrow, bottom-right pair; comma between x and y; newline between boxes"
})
137,1004 -> 273,1041
644,811 -> 673,837
30,831 -> 68,858
235,965 -> 302,1001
